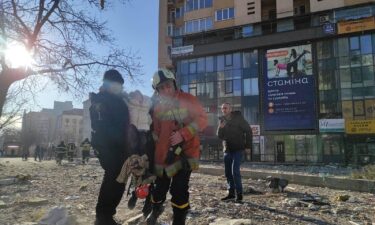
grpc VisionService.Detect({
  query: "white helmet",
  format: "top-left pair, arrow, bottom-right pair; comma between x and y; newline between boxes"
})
152,68 -> 176,89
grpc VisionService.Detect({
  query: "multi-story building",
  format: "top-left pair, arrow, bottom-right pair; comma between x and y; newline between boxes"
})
21,101 -> 73,150
159,0 -> 375,165
22,110 -> 55,148
55,109 -> 84,145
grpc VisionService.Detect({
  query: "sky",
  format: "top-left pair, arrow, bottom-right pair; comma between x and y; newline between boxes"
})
35,0 -> 159,109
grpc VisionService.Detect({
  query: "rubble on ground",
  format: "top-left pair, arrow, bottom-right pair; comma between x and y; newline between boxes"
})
0,158 -> 374,225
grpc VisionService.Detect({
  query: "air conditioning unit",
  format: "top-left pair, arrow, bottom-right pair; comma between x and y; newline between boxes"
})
319,15 -> 329,24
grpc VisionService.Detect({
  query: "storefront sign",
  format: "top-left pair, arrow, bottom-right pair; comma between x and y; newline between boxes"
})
319,119 -> 345,132
346,120 -> 375,134
263,44 -> 316,131
171,45 -> 194,56
322,22 -> 336,35
337,16 -> 375,34
250,125 -> 260,136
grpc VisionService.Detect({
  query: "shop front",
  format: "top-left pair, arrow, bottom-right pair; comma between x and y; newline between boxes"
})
344,119 -> 375,165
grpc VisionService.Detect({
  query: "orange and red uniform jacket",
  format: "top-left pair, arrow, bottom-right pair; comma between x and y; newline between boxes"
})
152,91 -> 207,177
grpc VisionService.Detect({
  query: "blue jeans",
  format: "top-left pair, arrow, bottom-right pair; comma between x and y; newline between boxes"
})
224,151 -> 243,194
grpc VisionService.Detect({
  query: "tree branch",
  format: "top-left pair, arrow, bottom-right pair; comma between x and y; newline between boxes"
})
32,0 -> 60,47
11,0 -> 33,39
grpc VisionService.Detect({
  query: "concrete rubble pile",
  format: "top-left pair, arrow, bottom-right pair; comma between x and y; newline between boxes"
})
0,158 -> 374,225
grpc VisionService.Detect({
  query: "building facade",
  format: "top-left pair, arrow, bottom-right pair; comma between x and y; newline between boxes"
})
159,0 -> 375,165
55,109 -> 84,145
21,101 -> 73,150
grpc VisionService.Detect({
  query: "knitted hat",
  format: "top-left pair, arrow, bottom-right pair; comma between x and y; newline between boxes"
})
103,69 -> 124,84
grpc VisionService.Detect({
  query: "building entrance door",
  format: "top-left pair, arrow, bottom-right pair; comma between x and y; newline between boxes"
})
276,141 -> 285,162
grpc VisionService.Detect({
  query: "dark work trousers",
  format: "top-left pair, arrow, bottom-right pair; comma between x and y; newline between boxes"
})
96,150 -> 126,218
152,169 -> 192,209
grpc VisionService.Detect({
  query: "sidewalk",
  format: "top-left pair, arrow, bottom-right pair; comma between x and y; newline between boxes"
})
198,162 -> 375,193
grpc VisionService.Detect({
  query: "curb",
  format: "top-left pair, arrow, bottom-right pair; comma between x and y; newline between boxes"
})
198,167 -> 375,193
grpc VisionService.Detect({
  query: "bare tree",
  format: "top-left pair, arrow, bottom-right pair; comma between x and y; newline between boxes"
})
0,0 -> 141,125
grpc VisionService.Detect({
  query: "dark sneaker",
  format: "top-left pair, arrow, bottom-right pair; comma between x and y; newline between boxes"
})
235,193 -> 243,203
94,217 -> 121,225
221,194 -> 235,201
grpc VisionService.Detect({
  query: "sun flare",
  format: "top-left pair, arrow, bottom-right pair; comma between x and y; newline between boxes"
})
4,42 -> 34,69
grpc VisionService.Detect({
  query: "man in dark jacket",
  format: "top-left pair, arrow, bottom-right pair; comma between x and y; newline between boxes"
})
217,103 -> 252,202
90,69 -> 130,225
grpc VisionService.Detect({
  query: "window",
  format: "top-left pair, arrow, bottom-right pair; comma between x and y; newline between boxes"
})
233,53 -> 241,69
206,18 -> 213,30
184,17 -> 213,34
206,56 -> 214,72
189,60 -> 197,74
185,0 -> 212,12
342,101 -> 353,118
354,100 -> 365,116
341,89 -> 352,100
233,79 -> 241,96
337,38 -> 349,57
167,24 -> 174,36
197,58 -> 205,73
363,66 -> 375,86
225,54 -> 232,66
229,8 -> 234,18
217,55 -> 224,71
206,82 -> 214,98
243,78 -> 258,96
197,83 -> 205,97
350,37 -> 360,51
216,10 -> 222,21
277,19 -> 294,32
351,67 -> 362,83
225,80 -> 233,94
242,25 -> 254,37
216,8 -> 235,21
181,60 -> 189,75
365,99 -> 375,118
173,37 -> 183,47
360,35 -> 372,54
175,7 -> 184,19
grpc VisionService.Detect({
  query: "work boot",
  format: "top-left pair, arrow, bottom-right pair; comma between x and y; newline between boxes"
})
172,207 -> 188,225
145,203 -> 164,225
236,193 -> 243,202
142,195 -> 152,217
127,190 -> 137,209
221,189 -> 235,201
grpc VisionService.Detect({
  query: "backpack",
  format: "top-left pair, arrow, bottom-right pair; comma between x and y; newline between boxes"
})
89,92 -> 119,150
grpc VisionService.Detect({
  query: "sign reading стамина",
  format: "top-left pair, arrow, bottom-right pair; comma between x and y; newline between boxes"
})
263,44 -> 316,131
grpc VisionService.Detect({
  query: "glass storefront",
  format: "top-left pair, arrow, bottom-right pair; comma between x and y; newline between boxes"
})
317,33 -> 375,165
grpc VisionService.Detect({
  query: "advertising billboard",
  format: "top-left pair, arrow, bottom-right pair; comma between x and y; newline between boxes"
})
263,44 -> 316,131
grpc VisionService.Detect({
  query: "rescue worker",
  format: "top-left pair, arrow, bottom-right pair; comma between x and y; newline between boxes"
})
146,69 -> 207,225
80,138 -> 91,164
67,143 -> 76,162
56,141 -> 67,165
90,69 -> 130,225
